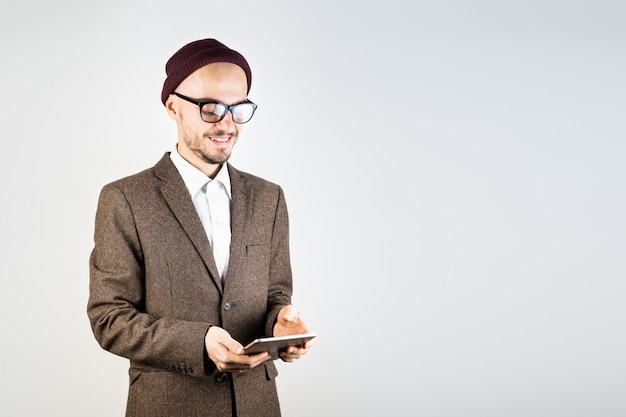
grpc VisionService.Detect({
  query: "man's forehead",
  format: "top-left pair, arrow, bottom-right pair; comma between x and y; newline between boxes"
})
194,62 -> 247,78
177,63 -> 248,99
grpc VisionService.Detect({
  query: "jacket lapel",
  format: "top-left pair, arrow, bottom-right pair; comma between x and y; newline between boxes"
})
223,164 -> 251,294
154,153 -> 223,294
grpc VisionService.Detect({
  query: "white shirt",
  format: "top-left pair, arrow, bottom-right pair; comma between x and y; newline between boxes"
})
170,147 -> 232,280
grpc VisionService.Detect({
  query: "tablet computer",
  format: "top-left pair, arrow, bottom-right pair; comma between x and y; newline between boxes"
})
243,333 -> 317,357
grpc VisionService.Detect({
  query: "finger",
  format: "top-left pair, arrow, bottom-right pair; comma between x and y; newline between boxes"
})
248,352 -> 271,367
207,327 -> 240,349
288,346 -> 307,356
216,335 -> 245,356
212,331 -> 245,355
219,351 -> 270,372
281,305 -> 299,322
303,337 -> 316,349
279,352 -> 302,362
278,345 -> 307,361
224,340 -> 245,355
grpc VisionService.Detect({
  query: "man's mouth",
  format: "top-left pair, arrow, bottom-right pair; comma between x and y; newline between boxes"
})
208,135 -> 234,144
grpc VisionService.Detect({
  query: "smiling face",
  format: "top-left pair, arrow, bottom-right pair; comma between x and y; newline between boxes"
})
165,62 -> 248,178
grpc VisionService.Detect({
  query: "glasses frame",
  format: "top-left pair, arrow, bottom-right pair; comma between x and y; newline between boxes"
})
172,92 -> 258,124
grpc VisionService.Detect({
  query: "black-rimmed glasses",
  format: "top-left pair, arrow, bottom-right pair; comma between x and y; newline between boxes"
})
173,92 -> 258,124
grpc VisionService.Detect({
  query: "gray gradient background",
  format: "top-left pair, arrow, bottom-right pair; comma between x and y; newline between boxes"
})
1,1 -> 625,416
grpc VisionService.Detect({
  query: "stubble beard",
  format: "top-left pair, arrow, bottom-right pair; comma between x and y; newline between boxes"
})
185,130 -> 237,166
198,138 -> 231,165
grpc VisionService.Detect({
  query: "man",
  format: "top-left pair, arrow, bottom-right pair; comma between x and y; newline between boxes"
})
87,39 -> 314,417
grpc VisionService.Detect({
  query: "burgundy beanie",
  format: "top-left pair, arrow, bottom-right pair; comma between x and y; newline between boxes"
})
161,39 -> 252,105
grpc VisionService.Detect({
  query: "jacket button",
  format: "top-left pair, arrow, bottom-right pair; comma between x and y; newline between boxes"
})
224,303 -> 231,311
215,372 -> 229,383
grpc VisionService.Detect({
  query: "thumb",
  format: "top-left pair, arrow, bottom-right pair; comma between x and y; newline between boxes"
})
282,305 -> 299,322
224,338 -> 245,355
209,326 -> 244,354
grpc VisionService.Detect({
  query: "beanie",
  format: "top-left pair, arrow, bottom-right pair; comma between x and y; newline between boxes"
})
161,39 -> 252,105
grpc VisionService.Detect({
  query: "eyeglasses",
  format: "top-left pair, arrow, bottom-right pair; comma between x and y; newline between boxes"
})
172,92 -> 258,124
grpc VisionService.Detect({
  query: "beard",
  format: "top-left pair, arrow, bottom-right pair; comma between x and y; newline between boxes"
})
201,154 -> 228,164
178,111 -> 239,166
183,128 -> 238,166
198,138 -> 232,165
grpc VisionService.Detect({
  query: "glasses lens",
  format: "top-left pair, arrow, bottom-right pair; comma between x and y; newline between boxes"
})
231,103 -> 256,124
199,102 -> 256,124
200,103 -> 227,123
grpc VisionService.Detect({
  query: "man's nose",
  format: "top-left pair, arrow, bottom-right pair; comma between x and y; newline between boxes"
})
216,109 -> 236,127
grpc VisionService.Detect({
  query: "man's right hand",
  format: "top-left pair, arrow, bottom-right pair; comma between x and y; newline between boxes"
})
204,326 -> 271,373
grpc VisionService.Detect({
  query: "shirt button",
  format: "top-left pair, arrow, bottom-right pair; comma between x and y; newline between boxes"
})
224,303 -> 231,311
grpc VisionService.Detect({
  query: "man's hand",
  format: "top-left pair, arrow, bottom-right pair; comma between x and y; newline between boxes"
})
205,326 -> 270,372
273,305 -> 316,363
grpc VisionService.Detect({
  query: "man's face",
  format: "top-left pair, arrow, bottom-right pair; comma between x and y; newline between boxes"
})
167,62 -> 248,176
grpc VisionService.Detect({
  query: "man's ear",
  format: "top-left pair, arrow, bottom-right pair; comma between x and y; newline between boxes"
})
165,95 -> 178,121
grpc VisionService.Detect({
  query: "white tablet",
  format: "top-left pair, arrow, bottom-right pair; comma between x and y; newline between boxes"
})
243,333 -> 317,357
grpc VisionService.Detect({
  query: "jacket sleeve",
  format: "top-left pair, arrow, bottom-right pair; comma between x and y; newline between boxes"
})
265,186 -> 294,336
87,182 -> 212,377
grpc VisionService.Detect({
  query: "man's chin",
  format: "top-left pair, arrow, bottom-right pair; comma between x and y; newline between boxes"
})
201,152 -> 231,166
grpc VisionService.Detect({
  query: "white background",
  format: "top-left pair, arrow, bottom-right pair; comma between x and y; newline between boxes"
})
1,1 -> 625,416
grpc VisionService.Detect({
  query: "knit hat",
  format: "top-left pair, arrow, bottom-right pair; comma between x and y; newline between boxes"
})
161,39 -> 252,105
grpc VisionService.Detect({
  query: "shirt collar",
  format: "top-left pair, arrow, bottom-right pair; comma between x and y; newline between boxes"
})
170,146 -> 232,199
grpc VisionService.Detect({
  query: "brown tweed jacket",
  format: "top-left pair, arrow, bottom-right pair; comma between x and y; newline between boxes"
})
87,153 -> 293,417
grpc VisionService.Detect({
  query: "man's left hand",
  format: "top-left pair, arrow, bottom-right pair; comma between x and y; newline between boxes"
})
273,305 -> 316,362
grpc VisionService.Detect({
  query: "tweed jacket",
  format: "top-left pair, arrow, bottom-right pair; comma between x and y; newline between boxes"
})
87,153 -> 293,417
